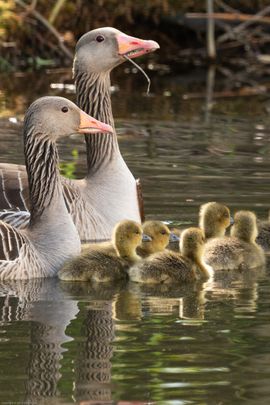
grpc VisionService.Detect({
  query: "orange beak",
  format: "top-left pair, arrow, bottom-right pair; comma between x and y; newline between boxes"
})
78,110 -> 113,134
117,33 -> 160,59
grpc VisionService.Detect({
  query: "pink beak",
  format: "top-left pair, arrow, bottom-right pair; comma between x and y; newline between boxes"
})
117,32 -> 160,59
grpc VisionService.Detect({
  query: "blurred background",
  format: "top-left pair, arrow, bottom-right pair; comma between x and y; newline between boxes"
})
2,0 -> 270,70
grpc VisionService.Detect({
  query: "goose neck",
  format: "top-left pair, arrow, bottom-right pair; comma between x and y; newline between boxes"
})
74,70 -> 119,174
24,126 -> 63,226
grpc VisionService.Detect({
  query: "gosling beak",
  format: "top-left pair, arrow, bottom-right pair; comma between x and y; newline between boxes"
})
78,110 -> 113,134
230,216 -> 234,225
117,33 -> 160,59
169,232 -> 180,243
142,234 -> 152,242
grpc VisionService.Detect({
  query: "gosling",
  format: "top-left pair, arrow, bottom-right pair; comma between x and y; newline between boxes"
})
128,227 -> 212,284
81,220 -> 178,258
167,202 -> 232,253
204,210 -> 265,271
137,220 -> 179,257
199,201 -> 232,239
59,220 -> 150,282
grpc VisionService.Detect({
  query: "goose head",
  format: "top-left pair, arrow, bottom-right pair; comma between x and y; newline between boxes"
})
24,96 -> 113,141
112,219 -> 150,261
230,210 -> 258,243
199,201 -> 232,239
141,220 -> 179,254
180,227 -> 206,262
74,27 -> 159,74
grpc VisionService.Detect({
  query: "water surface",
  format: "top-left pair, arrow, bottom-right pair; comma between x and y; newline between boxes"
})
0,66 -> 270,404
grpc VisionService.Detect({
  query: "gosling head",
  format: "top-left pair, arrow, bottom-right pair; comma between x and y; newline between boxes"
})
180,227 -> 206,262
230,210 -> 258,243
141,221 -> 177,254
199,202 -> 232,239
112,220 -> 150,261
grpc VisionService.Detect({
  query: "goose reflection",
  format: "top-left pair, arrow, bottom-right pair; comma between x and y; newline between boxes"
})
0,278 -> 79,402
59,281 -> 123,403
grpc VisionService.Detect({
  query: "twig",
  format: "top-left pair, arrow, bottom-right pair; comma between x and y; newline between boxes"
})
206,0 -> 216,59
214,0 -> 240,15
217,6 -> 270,43
49,0 -> 67,25
185,12 -> 270,25
123,55 -> 151,94
14,0 -> 72,60
183,85 -> 267,100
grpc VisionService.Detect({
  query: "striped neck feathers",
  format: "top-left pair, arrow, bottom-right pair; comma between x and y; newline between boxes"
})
74,70 -> 118,174
24,125 -> 60,225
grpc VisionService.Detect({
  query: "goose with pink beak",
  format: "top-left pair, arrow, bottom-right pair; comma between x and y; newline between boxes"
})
0,28 -> 160,242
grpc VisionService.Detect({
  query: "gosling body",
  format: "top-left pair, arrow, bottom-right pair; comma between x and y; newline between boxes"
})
129,227 -> 211,284
204,211 -> 265,271
59,220 -> 146,283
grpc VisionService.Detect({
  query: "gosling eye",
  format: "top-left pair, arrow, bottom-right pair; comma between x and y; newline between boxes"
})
160,230 -> 166,235
135,230 -> 140,235
96,35 -> 105,43
61,106 -> 69,113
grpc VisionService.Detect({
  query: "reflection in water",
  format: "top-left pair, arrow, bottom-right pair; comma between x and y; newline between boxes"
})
1,69 -> 270,403
0,260 -> 268,403
0,279 -> 79,403
74,302 -> 114,402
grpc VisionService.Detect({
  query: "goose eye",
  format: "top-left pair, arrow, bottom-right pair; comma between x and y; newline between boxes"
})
161,230 -> 166,235
61,106 -> 68,113
135,230 -> 140,235
96,35 -> 105,43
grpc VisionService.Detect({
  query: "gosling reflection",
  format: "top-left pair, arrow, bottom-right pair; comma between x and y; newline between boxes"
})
115,281 -> 207,321
205,264 -> 265,313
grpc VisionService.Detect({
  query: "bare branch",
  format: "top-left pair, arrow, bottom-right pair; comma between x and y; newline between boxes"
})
14,0 -> 73,60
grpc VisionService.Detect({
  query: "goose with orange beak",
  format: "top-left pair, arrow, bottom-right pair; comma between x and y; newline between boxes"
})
0,96 -> 113,280
0,28 -> 160,242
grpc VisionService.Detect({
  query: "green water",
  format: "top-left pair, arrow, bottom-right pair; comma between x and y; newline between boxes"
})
0,66 -> 270,404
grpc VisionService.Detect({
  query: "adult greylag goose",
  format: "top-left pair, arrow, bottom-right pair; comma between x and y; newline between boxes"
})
204,210 -> 265,271
58,220 -> 151,282
0,27 -> 159,241
128,227 -> 212,284
0,96 -> 113,280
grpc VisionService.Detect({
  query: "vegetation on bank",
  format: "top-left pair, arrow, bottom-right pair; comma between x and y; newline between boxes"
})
1,0 -> 270,70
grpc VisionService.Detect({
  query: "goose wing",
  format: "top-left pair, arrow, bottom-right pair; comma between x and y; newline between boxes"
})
0,208 -> 30,229
0,163 -> 29,210
0,221 -> 27,261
